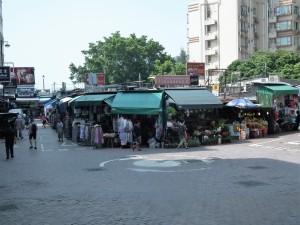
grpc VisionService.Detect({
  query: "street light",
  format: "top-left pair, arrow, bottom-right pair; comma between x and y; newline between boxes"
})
42,75 -> 45,91
1,40 -> 10,66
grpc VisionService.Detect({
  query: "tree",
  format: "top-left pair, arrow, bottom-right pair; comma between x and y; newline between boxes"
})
69,32 -> 173,85
225,50 -> 300,81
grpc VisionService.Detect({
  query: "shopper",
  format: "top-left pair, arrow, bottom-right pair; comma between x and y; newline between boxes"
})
28,120 -> 38,149
57,119 -> 64,142
4,123 -> 16,159
132,120 -> 142,151
41,114 -> 47,128
176,121 -> 188,149
14,115 -> 25,140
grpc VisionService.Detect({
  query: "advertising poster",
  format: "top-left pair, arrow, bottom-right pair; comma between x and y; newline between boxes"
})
85,73 -> 105,87
187,62 -> 205,78
10,67 -> 35,85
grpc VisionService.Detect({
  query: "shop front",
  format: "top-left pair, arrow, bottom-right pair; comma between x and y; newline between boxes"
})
163,88 -> 224,147
67,92 -> 116,147
257,84 -> 299,132
111,90 -> 163,148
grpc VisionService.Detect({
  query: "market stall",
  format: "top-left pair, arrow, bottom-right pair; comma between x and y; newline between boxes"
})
111,90 -> 163,148
257,84 -> 299,132
67,92 -> 116,147
163,88 -> 224,147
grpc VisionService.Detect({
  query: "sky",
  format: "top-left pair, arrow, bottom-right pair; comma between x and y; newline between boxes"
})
3,0 -> 193,90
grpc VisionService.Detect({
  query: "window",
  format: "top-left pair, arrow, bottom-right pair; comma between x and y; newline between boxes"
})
276,5 -> 292,16
277,36 -> 292,46
276,21 -> 292,31
294,36 -> 299,47
207,41 -> 211,48
206,6 -> 211,19
241,22 -> 248,31
294,6 -> 299,16
207,56 -> 212,63
207,25 -> 211,34
241,5 -> 248,16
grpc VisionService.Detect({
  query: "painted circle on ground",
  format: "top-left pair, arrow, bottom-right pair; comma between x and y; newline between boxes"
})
133,160 -> 181,168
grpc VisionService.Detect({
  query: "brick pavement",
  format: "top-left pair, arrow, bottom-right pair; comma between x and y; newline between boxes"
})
0,122 -> 299,225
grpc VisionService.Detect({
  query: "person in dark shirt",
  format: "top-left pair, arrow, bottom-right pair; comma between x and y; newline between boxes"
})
4,123 -> 17,159
132,120 -> 142,151
296,111 -> 300,131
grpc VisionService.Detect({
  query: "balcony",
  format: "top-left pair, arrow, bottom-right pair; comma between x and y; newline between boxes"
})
268,30 -> 277,38
205,48 -> 218,55
204,32 -> 218,40
269,17 -> 276,23
204,18 -> 217,26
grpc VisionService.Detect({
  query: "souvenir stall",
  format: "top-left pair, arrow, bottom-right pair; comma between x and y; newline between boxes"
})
257,84 -> 299,132
111,90 -> 164,148
163,88 -> 224,147
68,92 -> 116,148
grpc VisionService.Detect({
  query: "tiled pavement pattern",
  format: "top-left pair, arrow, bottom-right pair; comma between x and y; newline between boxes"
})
0,122 -> 299,225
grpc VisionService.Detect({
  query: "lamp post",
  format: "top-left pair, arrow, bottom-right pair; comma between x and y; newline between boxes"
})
42,75 -> 45,91
1,40 -> 10,66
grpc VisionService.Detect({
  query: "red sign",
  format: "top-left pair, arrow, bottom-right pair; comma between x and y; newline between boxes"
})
85,73 -> 105,86
155,75 -> 191,86
10,67 -> 35,85
187,62 -> 205,76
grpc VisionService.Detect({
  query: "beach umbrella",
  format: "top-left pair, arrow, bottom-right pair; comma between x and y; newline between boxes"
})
226,98 -> 256,108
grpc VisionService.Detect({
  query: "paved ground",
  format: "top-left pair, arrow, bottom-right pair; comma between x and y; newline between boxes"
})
0,120 -> 299,225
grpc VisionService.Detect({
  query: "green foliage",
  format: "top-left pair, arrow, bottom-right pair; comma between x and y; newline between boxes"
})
167,106 -> 177,116
224,50 -> 300,82
69,31 -> 185,85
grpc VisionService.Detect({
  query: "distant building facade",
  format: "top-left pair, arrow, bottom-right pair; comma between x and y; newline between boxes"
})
187,0 -> 300,83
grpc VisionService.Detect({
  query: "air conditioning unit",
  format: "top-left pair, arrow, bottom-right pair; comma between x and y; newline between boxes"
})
239,47 -> 244,51
269,75 -> 279,82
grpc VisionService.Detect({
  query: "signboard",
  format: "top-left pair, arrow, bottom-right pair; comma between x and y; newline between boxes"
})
0,66 -> 10,82
17,86 -> 35,97
155,75 -> 191,86
85,73 -> 105,87
187,62 -> 205,77
190,75 -> 199,86
10,67 -> 35,85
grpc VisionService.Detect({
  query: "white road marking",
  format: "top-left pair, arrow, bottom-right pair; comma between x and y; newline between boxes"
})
61,141 -> 77,147
287,141 -> 300,145
58,149 -> 69,151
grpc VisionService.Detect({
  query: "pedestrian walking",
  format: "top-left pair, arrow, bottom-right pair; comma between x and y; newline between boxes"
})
57,119 -> 64,142
14,115 -> 25,140
41,114 -> 47,128
176,121 -> 188,149
3,123 -> 16,159
28,120 -> 38,149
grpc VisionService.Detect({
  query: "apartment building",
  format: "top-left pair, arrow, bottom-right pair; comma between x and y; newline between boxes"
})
187,0 -> 300,84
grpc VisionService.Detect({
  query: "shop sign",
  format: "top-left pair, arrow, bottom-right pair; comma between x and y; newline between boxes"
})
155,75 -> 190,86
17,86 -> 35,97
85,73 -> 105,87
187,62 -> 205,78
0,66 -> 10,82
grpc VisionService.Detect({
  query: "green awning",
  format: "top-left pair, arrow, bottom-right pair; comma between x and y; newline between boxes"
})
165,89 -> 223,109
111,92 -> 163,115
68,94 -> 116,107
263,85 -> 299,95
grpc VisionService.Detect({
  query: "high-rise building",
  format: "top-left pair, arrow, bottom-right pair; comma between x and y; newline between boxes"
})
187,0 -> 300,83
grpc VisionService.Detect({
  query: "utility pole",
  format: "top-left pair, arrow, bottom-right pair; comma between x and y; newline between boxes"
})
53,82 -> 56,92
